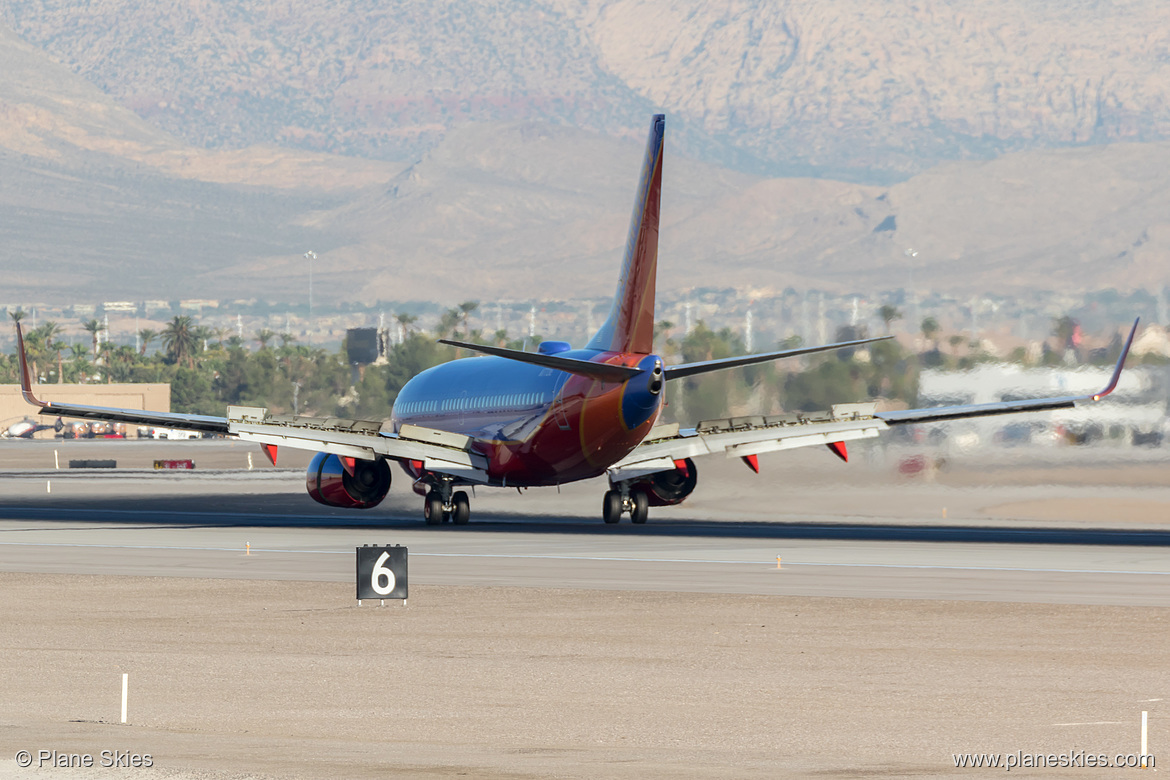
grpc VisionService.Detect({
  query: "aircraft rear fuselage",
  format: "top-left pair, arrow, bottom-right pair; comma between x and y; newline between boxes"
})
390,348 -> 664,486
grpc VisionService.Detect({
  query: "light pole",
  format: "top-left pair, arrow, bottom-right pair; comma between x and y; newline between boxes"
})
303,250 -> 316,344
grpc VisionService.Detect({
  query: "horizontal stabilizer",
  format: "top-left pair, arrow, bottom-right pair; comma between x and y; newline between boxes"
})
664,336 -> 893,380
439,339 -> 642,382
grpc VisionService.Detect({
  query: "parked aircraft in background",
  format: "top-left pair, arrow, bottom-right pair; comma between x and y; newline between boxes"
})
4,417 -> 59,439
15,115 -> 1138,524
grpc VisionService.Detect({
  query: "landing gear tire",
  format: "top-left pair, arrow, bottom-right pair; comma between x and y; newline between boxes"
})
602,490 -> 622,524
424,492 -> 444,525
629,489 -> 649,524
452,491 -> 471,525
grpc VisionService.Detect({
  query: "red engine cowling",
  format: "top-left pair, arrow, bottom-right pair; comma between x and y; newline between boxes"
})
635,458 -> 698,507
306,452 -> 392,509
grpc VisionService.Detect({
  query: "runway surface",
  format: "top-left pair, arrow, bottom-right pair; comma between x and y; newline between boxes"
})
2,444 -> 1168,779
1,473 -> 1168,605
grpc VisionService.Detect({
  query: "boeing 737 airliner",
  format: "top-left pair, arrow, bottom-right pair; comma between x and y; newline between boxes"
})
16,115 -> 1137,524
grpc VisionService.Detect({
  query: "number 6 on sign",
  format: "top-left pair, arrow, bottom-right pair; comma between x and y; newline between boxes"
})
355,545 -> 408,602
371,551 -> 395,595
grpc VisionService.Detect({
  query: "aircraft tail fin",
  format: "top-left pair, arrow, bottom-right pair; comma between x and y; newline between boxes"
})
585,114 -> 664,355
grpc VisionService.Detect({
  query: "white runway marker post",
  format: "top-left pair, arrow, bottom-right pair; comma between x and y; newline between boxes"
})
121,673 -> 128,724
1141,710 -> 1148,768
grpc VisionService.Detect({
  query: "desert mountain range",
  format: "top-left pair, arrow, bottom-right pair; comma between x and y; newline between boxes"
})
0,3 -> 1169,304
6,0 -> 1169,181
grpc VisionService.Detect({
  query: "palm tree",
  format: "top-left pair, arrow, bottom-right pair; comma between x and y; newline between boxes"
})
81,319 -> 104,359
43,323 -> 65,383
920,317 -> 940,350
9,308 -> 25,323
879,305 -> 902,334
193,325 -> 214,356
24,322 -> 64,383
68,343 -> 90,383
138,328 -> 157,356
1051,315 -> 1080,358
161,316 -> 197,368
255,329 -> 276,350
103,344 -> 137,383
948,334 -> 965,357
395,313 -> 418,342
436,307 -> 461,338
458,300 -> 479,336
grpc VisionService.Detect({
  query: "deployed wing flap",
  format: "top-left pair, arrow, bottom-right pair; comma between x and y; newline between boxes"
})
610,404 -> 887,478
226,408 -> 490,479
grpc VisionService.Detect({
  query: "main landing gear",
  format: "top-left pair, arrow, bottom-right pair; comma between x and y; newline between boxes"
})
602,484 -> 649,524
423,477 -> 470,525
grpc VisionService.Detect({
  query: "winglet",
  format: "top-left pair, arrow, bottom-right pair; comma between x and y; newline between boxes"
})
15,322 -> 46,407
1091,317 -> 1139,402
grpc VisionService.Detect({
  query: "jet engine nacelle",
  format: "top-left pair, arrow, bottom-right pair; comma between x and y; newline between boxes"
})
635,458 -> 698,507
306,452 -> 392,509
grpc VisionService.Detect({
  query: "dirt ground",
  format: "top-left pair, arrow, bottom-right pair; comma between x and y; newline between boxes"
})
0,574 -> 1166,779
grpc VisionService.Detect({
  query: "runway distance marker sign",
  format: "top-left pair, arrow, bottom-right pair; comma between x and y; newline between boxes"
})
356,545 -> 408,603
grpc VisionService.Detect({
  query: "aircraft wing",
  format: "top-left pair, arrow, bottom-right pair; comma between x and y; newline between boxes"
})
877,316 -> 1137,427
607,407 -> 889,480
610,318 -> 1138,480
15,322 -> 233,434
225,407 -> 490,482
14,323 -> 489,481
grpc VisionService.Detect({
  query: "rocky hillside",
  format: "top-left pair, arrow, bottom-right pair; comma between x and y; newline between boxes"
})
4,0 -> 1169,181
559,0 -> 1170,179
301,127 -> 1170,303
0,22 -> 399,301
2,10 -> 1170,305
